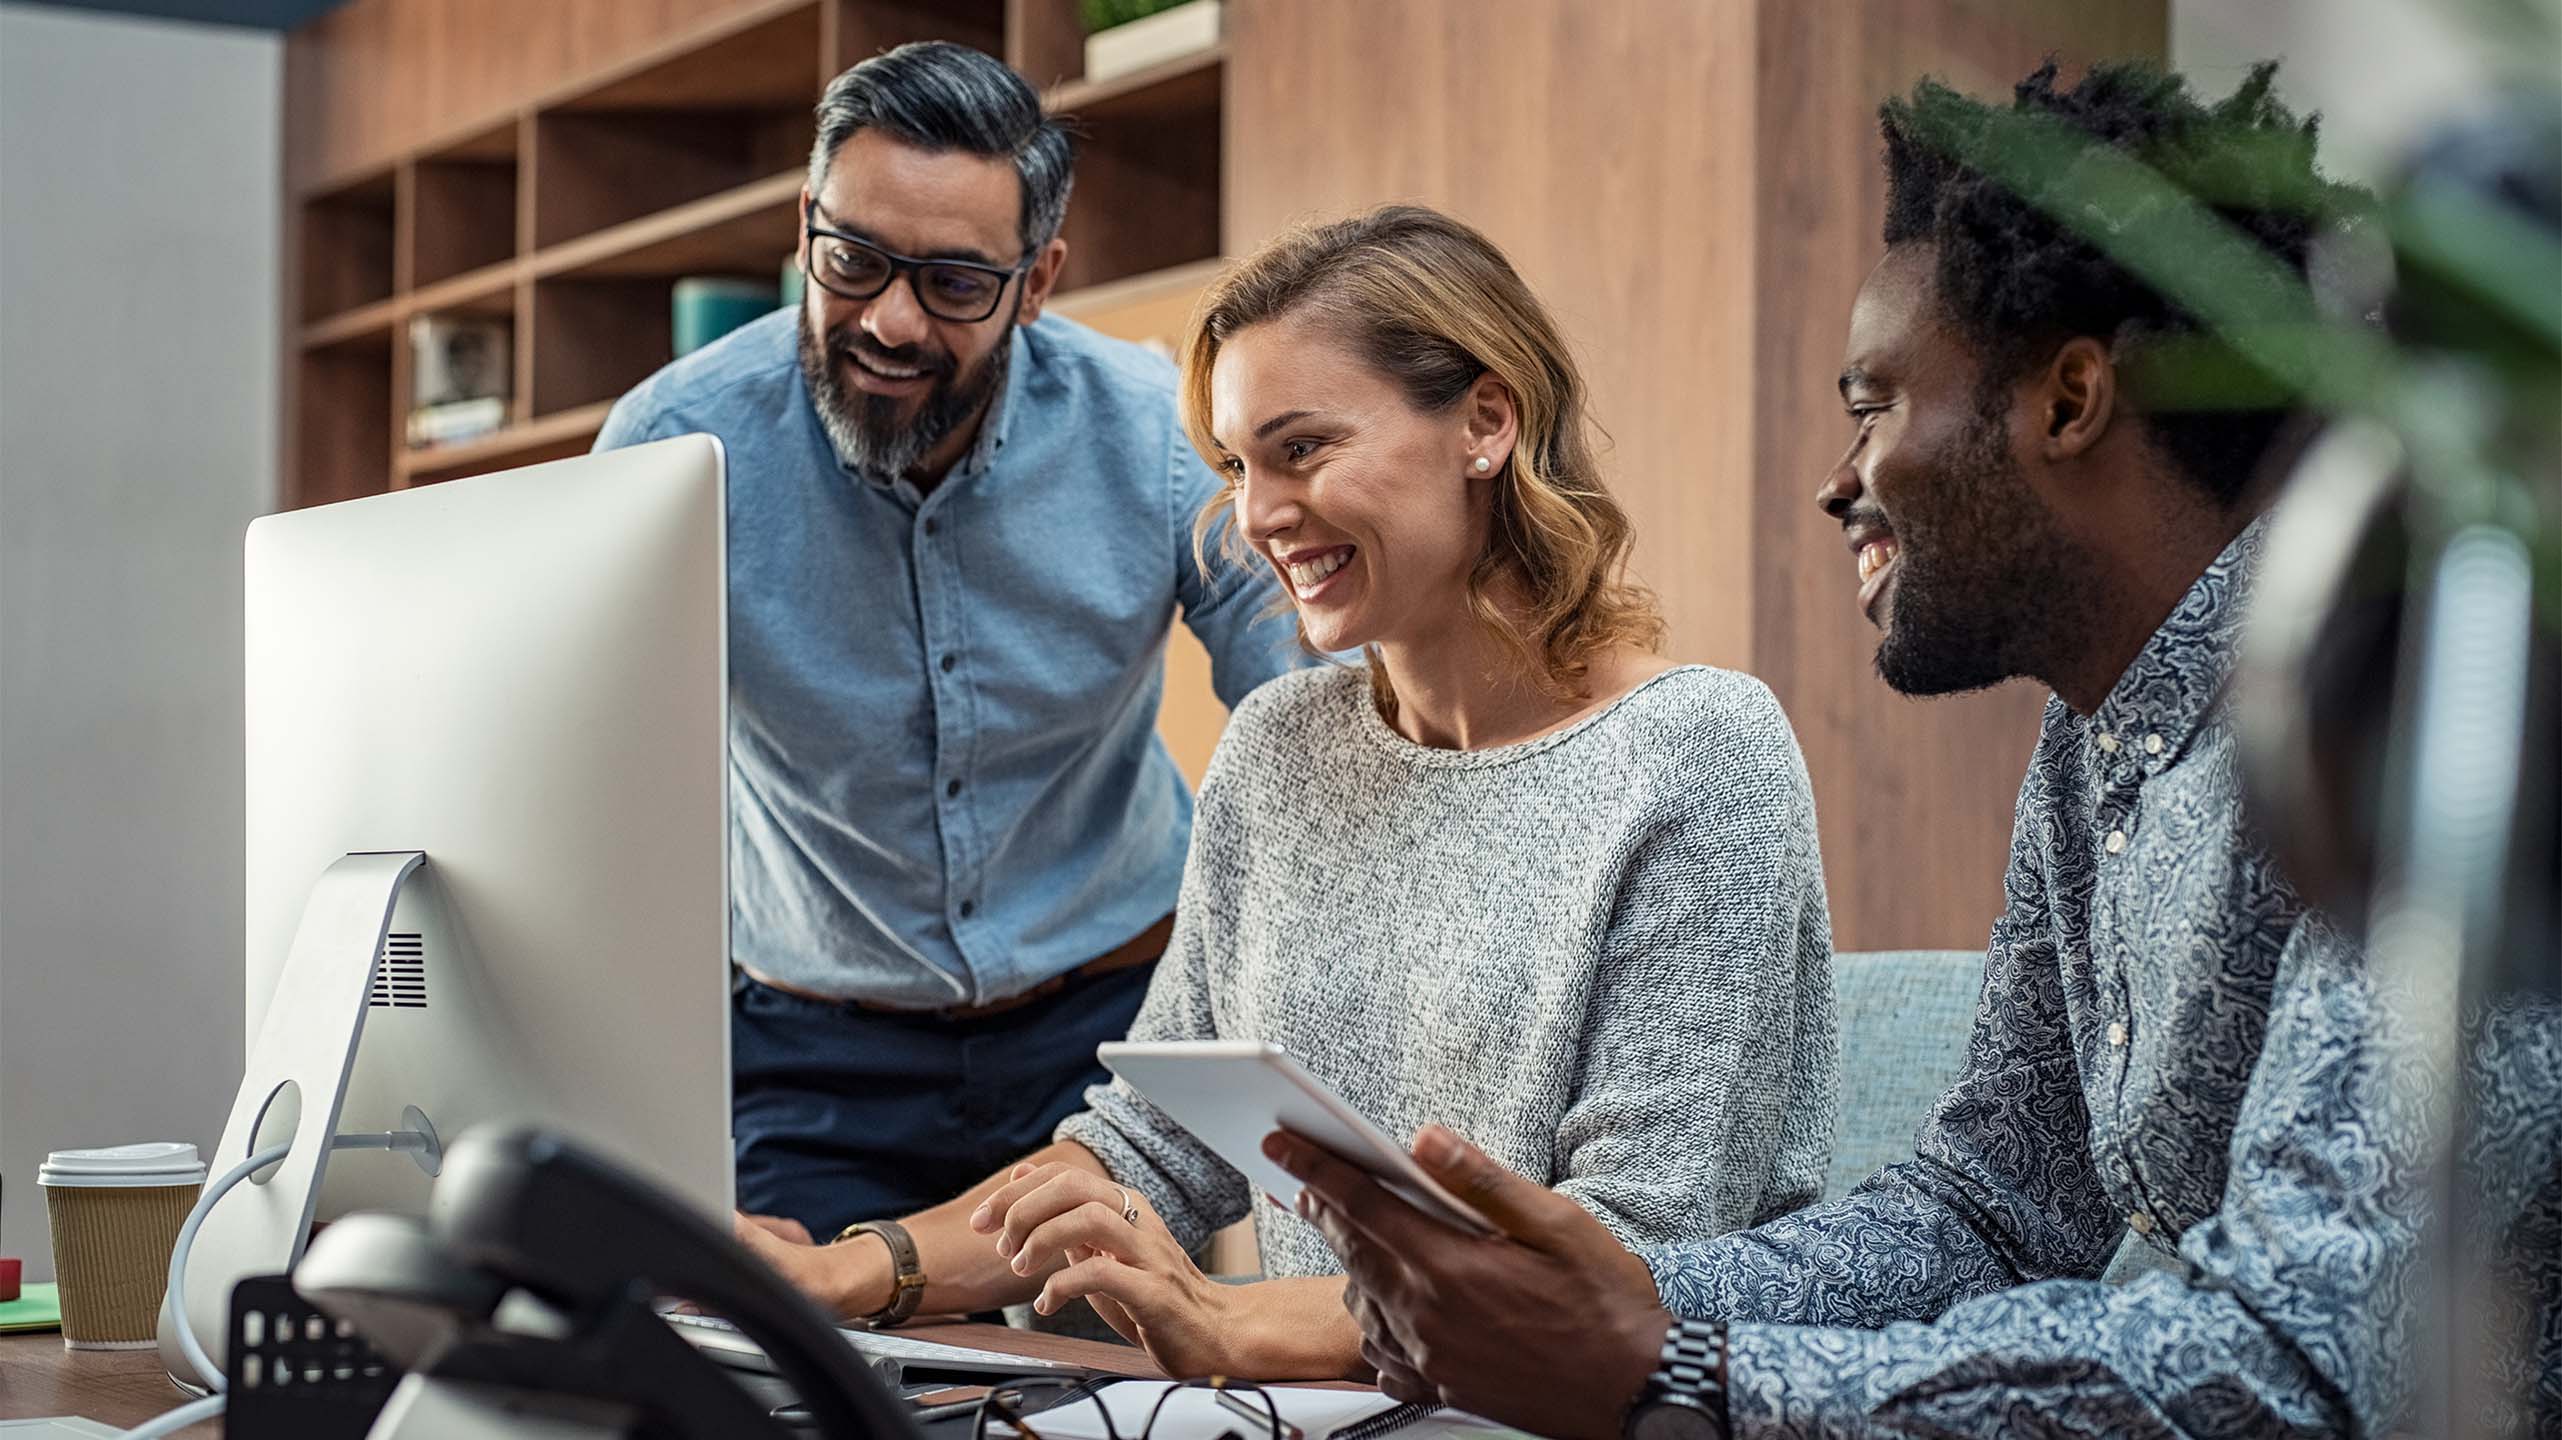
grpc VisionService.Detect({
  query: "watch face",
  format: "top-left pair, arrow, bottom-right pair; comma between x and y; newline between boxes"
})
1629,1399 -> 1721,1440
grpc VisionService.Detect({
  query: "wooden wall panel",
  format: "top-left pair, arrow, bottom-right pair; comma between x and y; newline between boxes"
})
1226,0 -> 1763,675
1746,0 -> 2165,953
1227,0 -> 2165,953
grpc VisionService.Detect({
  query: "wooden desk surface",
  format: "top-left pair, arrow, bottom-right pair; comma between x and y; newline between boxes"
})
1,1320 -> 1160,1434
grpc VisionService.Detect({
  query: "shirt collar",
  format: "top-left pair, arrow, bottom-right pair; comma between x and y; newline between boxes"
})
957,323 -> 1028,478
2088,515 -> 2269,766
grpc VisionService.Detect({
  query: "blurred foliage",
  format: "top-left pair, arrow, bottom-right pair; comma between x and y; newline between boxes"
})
1083,0 -> 1195,35
1908,9 -> 2560,627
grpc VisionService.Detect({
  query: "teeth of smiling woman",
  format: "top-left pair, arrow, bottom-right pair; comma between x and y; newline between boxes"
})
1285,550 -> 1350,589
1856,540 -> 1899,584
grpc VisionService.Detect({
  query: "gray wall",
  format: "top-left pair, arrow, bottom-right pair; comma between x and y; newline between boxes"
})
0,1 -> 277,1280
2172,0 -> 2495,189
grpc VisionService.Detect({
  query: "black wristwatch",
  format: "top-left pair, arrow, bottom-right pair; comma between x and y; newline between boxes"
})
1623,1319 -> 1730,1440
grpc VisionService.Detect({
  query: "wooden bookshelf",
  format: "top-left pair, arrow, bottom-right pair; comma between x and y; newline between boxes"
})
283,0 -> 1228,504
398,401 -> 617,487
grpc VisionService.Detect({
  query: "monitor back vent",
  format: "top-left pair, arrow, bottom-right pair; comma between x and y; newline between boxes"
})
368,934 -> 426,1009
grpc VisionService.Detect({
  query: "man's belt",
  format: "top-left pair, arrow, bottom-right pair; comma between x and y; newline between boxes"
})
739,911 -> 1175,1021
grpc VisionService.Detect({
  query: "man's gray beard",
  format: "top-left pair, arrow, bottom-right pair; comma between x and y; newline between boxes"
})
797,303 -> 1014,484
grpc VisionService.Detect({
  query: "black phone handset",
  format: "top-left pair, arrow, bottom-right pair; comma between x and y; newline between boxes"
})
295,1125 -> 921,1440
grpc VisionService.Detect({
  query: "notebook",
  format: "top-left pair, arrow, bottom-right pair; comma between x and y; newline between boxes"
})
0,1282 -> 61,1334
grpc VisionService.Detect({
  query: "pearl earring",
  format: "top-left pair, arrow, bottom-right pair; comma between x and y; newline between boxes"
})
1472,456 -> 1493,475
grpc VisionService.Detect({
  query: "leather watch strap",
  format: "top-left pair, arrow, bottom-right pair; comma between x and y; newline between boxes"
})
831,1218 -> 926,1327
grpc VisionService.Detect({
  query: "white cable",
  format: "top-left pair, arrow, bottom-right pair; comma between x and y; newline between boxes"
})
128,1128 -> 432,1440
115,1392 -> 225,1440
165,1140 -> 292,1397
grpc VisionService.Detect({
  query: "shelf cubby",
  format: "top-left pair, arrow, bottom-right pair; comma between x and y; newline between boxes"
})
531,110 -> 810,252
408,121 -> 521,288
840,0 -> 1002,71
299,168 -> 397,323
530,4 -> 821,250
293,332 -> 393,507
1047,47 -> 1223,294
530,276 -> 674,419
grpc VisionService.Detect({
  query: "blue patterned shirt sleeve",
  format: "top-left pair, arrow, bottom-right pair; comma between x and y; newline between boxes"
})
1650,758 -> 2122,1329
1707,916 -> 2395,1436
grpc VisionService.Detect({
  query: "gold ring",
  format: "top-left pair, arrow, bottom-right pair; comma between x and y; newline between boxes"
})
1115,1186 -> 1139,1225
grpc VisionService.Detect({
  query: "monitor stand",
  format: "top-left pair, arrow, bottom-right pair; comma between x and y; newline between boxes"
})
158,850 -> 440,1391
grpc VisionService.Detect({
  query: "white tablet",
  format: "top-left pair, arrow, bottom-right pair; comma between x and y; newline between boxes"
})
1096,1039 -> 1496,1236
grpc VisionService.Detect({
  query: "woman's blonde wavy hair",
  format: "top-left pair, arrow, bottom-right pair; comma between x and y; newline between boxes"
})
1179,204 -> 1661,706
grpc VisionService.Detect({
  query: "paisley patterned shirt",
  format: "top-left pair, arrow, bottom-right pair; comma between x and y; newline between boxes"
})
1646,522 -> 2561,1436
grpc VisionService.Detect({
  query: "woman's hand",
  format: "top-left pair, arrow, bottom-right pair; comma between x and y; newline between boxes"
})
971,1162 -> 1239,1376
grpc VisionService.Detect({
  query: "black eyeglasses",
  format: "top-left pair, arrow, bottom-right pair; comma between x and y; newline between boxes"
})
803,201 -> 1028,324
976,1376 -> 1285,1440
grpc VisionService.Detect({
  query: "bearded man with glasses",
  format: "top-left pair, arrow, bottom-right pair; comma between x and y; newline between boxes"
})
593,42 -> 1302,1302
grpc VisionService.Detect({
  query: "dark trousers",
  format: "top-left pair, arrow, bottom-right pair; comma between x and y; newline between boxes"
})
730,962 -> 1155,1239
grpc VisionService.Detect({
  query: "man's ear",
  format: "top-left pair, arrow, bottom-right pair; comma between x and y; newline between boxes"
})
2038,336 -> 2118,462
795,185 -> 814,277
1463,372 -> 1520,476
1016,236 -> 1070,326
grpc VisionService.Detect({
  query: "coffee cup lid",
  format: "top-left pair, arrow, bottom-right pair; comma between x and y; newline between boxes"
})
39,1142 -> 207,1187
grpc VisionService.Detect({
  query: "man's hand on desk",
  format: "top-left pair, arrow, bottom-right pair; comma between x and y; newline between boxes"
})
732,1211 -> 892,1319
1265,1125 -> 1668,1440
740,1212 -> 813,1245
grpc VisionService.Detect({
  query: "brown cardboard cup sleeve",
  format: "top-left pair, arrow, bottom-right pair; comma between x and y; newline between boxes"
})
40,1142 -> 208,1349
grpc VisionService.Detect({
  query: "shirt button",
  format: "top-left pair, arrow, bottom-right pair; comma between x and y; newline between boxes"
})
2128,1210 -> 2155,1236
940,654 -> 957,673
2144,733 -> 2164,755
2096,733 -> 2120,753
958,899 -> 976,919
2105,829 -> 2127,854
946,779 -> 963,798
923,517 -> 939,536
2106,1021 -> 2128,1047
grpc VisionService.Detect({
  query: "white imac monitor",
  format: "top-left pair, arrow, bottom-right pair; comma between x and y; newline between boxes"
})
164,434 -> 733,1386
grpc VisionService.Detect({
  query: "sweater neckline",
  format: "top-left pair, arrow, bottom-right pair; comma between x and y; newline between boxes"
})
1350,663 -> 1709,770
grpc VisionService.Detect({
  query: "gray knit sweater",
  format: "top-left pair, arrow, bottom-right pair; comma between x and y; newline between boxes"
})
1057,663 -> 1837,1279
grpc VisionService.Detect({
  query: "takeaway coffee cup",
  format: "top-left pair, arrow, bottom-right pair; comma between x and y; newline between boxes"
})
40,1142 -> 206,1348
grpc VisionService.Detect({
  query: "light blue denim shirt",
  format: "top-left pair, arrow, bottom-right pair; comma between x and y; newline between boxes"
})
594,308 -> 1302,1008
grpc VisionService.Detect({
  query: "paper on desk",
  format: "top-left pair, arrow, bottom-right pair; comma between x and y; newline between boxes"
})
989,1384 -> 1520,1440
0,1282 -> 61,1333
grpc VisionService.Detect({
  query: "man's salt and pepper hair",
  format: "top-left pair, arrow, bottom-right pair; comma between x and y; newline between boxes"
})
808,40 -> 1076,258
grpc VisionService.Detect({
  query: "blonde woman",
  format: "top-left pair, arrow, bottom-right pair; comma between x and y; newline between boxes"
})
738,205 -> 1835,1382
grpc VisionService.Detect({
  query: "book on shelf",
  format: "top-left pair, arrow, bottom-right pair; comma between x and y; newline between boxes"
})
406,396 -> 507,450
410,314 -> 510,407
407,314 -> 512,451
673,276 -> 782,357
